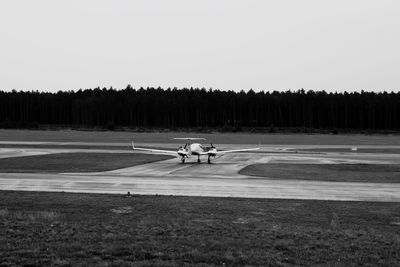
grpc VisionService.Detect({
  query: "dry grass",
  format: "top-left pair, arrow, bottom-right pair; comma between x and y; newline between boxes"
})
0,209 -> 61,221
240,163 -> 400,183
0,208 -> 9,217
0,191 -> 399,266
1,129 -> 400,145
300,147 -> 400,154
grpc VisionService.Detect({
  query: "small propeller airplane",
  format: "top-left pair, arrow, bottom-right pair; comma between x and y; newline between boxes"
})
132,138 -> 259,164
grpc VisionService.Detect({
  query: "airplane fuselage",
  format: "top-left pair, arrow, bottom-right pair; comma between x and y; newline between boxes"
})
178,143 -> 216,156
188,143 -> 203,155
177,143 -> 217,163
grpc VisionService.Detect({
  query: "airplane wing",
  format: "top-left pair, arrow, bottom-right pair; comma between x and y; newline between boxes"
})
132,142 -> 178,156
209,147 -> 260,155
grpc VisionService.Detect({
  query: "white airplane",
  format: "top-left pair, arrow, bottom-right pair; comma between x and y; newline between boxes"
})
132,137 -> 259,164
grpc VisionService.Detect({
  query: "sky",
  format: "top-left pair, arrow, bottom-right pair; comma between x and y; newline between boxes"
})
0,0 -> 399,92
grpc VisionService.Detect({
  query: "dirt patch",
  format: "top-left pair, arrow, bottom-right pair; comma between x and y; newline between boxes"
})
233,217 -> 259,224
111,206 -> 133,214
192,219 -> 215,224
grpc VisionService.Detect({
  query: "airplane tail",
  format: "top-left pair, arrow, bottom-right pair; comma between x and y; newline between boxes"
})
172,138 -> 206,141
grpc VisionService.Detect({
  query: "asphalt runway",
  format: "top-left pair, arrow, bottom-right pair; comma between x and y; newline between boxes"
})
1,142 -> 400,201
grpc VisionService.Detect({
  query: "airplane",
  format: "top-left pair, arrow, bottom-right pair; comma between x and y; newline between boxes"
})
132,137 -> 260,164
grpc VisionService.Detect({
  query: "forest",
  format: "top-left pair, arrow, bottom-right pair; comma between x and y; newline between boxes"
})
1,86 -> 399,132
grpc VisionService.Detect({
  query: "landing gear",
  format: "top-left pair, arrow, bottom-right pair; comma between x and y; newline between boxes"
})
197,156 -> 201,163
181,157 -> 185,163
208,156 -> 211,164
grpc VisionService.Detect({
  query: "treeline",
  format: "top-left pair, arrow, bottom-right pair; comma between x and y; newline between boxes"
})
1,86 -> 400,131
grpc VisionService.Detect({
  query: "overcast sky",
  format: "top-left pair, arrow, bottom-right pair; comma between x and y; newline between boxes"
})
1,0 -> 399,92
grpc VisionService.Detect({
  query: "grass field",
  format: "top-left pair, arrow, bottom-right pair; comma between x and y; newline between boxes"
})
299,148 -> 400,154
0,143 -> 132,150
0,153 -> 172,173
1,129 -> 400,145
0,191 -> 399,266
0,144 -> 183,152
240,163 -> 400,183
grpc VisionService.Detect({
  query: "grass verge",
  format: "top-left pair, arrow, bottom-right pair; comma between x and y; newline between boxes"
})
0,191 -> 399,266
2,129 -> 400,145
240,163 -> 400,183
0,153 -> 173,173
298,148 -> 400,154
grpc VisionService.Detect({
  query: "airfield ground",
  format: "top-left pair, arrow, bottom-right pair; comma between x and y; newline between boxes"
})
0,141 -> 400,201
0,129 -> 400,265
1,191 -> 400,266
2,129 -> 400,145
240,163 -> 400,183
0,153 -> 172,173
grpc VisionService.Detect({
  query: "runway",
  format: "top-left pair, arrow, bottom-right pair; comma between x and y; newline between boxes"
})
1,142 -> 400,201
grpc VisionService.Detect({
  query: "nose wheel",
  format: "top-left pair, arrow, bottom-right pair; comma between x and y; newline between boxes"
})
208,156 -> 211,164
181,157 -> 185,163
197,156 -> 201,163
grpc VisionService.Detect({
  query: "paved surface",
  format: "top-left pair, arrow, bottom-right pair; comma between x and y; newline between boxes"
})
1,142 -> 400,201
0,148 -> 53,159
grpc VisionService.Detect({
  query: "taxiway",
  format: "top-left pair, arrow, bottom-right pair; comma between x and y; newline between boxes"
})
1,142 -> 400,201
